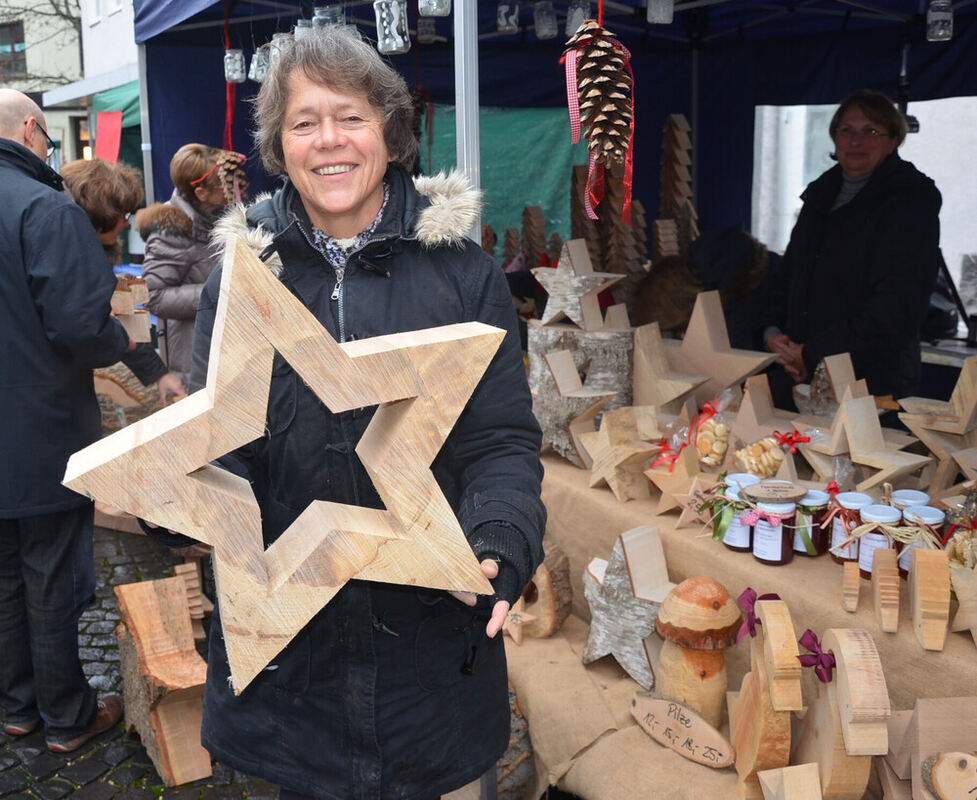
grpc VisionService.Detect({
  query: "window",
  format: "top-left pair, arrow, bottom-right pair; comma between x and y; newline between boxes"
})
0,21 -> 26,78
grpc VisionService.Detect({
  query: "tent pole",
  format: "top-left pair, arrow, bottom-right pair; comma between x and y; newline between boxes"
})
137,43 -> 155,203
453,0 -> 481,241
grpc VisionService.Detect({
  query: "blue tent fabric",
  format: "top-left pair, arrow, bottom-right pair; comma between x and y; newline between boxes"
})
134,0 -> 977,231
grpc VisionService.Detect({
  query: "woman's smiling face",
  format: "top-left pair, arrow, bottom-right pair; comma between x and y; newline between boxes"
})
280,70 -> 394,239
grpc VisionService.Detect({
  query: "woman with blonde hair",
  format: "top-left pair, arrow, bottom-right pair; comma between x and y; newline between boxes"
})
137,143 -> 246,385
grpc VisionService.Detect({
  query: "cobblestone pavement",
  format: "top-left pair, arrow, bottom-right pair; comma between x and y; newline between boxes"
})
0,526 -> 277,800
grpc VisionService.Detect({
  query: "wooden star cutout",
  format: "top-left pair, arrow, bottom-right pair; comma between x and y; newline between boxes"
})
64,238 -> 498,692
662,291 -> 775,406
532,239 -> 623,331
633,321 -> 709,413
840,395 -> 930,492
724,375 -> 798,459
582,526 -> 674,689
899,356 -> 977,435
645,444 -> 700,515
901,414 -> 977,497
502,598 -> 538,645
542,349 -> 616,468
672,475 -> 714,529
580,408 -> 658,502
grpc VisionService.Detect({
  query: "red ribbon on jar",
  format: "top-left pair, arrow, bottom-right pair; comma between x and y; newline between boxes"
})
826,481 -> 841,497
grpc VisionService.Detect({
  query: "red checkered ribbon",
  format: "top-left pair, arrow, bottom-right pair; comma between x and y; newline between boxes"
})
565,49 -> 582,145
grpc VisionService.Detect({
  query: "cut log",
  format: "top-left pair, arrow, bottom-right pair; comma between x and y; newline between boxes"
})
114,577 -> 210,786
521,546 -> 572,639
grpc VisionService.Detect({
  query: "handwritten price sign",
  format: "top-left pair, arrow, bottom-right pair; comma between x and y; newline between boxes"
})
630,693 -> 735,769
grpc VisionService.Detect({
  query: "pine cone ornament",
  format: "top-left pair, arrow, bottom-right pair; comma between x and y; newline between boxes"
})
216,150 -> 249,203
564,20 -> 632,167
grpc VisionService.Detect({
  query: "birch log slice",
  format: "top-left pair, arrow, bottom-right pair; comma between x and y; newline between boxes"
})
521,546 -> 572,638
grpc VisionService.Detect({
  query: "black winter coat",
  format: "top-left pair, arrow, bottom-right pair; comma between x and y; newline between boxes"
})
191,165 -> 546,799
770,153 -> 942,401
0,139 -> 129,517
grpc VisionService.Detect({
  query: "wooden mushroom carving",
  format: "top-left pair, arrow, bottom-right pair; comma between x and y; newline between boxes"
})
654,576 -> 742,729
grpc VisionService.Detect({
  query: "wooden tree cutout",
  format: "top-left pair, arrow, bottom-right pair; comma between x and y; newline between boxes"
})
64,238 -> 500,692
662,291 -> 776,406
531,239 -> 623,330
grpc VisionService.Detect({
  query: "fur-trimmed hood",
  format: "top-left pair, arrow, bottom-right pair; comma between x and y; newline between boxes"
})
136,189 -> 217,242
211,169 -> 481,276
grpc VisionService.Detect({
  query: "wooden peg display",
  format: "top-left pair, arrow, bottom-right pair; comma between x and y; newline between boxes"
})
757,763 -> 823,800
872,548 -> 901,633
662,291 -> 776,407
820,628 -> 890,757
909,548 -> 951,651
842,562 -> 861,613
632,322 -> 709,413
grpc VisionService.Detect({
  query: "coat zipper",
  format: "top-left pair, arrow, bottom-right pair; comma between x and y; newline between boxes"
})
331,267 -> 346,343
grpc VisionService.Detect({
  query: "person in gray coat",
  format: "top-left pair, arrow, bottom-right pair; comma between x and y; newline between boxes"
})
137,143 -> 243,385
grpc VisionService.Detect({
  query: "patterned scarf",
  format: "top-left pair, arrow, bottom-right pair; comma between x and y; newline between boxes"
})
311,183 -> 390,272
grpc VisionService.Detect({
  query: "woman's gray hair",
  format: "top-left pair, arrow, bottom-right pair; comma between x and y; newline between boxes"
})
254,27 -> 417,175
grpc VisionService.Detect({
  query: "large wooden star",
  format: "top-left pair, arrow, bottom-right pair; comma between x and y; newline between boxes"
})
532,239 -> 622,330
900,414 -> 977,497
64,238 -> 499,692
632,321 -> 708,413
663,291 -> 776,406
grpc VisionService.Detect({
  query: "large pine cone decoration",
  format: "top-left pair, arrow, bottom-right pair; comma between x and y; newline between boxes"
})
564,20 -> 632,166
216,150 -> 249,203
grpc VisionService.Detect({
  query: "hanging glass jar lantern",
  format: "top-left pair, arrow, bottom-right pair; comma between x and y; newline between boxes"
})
647,0 -> 674,24
417,17 -> 437,44
313,4 -> 346,29
268,32 -> 292,71
294,19 -> 313,39
565,0 -> 590,37
418,0 -> 450,16
533,1 -> 557,40
374,0 -> 410,54
496,2 -> 520,34
926,0 -> 953,41
224,48 -> 247,83
248,44 -> 271,83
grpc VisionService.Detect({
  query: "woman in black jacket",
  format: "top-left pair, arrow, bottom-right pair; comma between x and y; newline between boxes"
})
172,27 -> 544,800
764,89 -> 943,409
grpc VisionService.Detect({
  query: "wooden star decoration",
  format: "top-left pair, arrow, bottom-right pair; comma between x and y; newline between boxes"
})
502,597 -> 538,645
724,375 -> 798,459
579,408 -> 658,502
672,475 -> 714,529
645,444 -> 700,515
900,414 -> 977,497
632,321 -> 709,414
532,239 -> 623,331
582,527 -> 674,689
64,238 -> 499,693
899,356 -> 977,435
662,290 -> 776,406
841,395 -> 930,492
542,349 -> 616,468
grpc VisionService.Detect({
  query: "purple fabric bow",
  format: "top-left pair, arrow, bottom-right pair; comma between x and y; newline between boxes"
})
736,587 -> 782,644
797,629 -> 836,683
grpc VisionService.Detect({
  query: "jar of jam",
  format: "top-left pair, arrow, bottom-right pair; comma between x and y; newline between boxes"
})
722,486 -> 752,552
891,489 -> 930,514
898,505 -> 946,579
726,473 -> 761,492
793,489 -> 830,556
752,501 -> 796,565
857,504 -> 900,579
830,491 -> 872,565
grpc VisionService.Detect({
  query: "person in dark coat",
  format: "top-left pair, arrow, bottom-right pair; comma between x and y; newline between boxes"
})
151,28 -> 546,799
0,89 -> 127,752
764,89 -> 943,409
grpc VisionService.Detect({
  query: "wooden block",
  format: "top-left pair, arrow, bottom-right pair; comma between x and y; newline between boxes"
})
842,562 -> 860,612
901,698 -> 977,800
949,565 -> 977,648
119,308 -> 152,343
755,600 -> 802,712
114,578 -> 210,786
128,277 -> 150,305
173,561 -> 207,642
884,709 -> 916,780
873,549 -> 901,633
821,629 -> 890,757
757,763 -> 823,800
521,546 -> 572,639
111,287 -> 135,316
910,549 -> 951,651
603,303 -> 631,329
876,757 -> 913,800
729,626 -> 793,799
792,678 -> 873,800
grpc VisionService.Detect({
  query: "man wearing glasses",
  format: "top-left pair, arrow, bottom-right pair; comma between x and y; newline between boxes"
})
0,88 -> 132,752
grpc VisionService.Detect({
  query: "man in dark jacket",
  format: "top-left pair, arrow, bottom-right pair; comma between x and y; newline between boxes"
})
764,90 -> 942,409
0,89 -> 128,752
